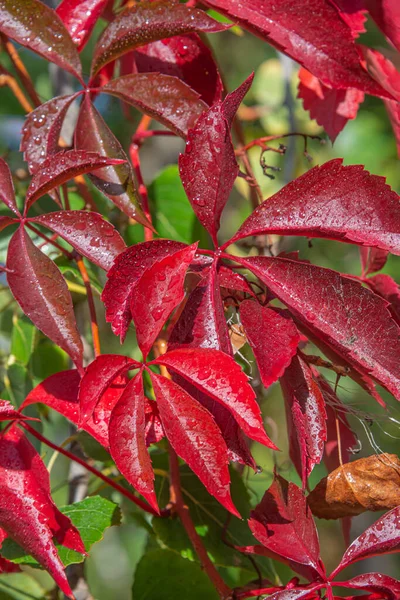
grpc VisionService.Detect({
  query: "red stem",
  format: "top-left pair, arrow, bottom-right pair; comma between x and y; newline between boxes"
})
20,422 -> 160,517
75,255 -> 101,358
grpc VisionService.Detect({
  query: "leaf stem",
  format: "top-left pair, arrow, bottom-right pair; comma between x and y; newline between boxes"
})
168,446 -> 231,599
0,35 -> 42,107
74,255 -> 101,358
19,422 -> 160,517
0,69 -> 33,113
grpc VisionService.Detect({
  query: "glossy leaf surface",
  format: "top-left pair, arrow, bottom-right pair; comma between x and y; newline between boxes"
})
102,73 -> 208,138
0,0 -> 82,81
153,347 -> 277,448
102,240 -> 186,342
7,227 -> 83,369
366,274 -> 400,326
25,150 -> 125,211
130,243 -> 197,358
109,373 -> 157,511
340,573 -> 400,600
56,0 -> 108,50
0,158 -> 19,216
91,0 -> 229,76
230,159 -> 400,255
242,255 -> 400,401
20,93 -> 80,175
150,372 -> 239,516
240,301 -> 300,388
134,34 -> 223,106
30,210 -> 126,271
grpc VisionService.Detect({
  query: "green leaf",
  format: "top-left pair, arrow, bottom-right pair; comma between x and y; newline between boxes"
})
0,572 -> 46,600
2,496 -> 121,567
149,165 -> 196,243
31,341 -> 69,380
132,549 -> 219,600
10,315 -> 37,366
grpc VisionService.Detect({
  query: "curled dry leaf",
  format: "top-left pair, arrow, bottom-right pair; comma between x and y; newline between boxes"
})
308,454 -> 400,519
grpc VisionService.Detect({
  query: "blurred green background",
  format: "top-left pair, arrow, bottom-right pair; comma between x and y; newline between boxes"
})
0,9 -> 399,600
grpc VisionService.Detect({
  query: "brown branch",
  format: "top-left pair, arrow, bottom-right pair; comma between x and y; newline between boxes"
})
168,446 -> 231,599
75,255 -> 101,358
1,35 -> 41,107
0,68 -> 33,113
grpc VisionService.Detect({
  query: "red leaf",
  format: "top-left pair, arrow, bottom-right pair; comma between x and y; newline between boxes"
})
240,256 -> 400,401
109,373 -> 157,511
90,0 -> 229,77
0,216 -> 17,233
0,425 -> 85,598
101,73 -> 208,138
0,399 -> 37,423
25,150 -> 125,212
150,371 -> 239,516
329,0 -> 367,37
240,301 -> 300,388
152,347 -> 277,448
170,261 -> 231,352
218,265 -> 255,297
202,0 -> 390,97
228,159 -> 400,255
364,0 -> 400,53
339,573 -> 400,600
74,95 -> 150,228
102,240 -> 186,342
130,243 -> 198,359
0,158 -> 20,216
30,210 -> 126,271
246,474 -> 325,581
0,0 -> 82,82
331,506 -> 400,576
280,354 -> 327,487
360,246 -> 389,276
366,274 -> 400,326
78,354 -> 141,425
178,77 -> 254,244
298,68 -> 364,142
222,73 -> 255,125
56,0 -> 109,50
7,227 -> 83,370
20,93 -> 80,175
134,34 -> 223,106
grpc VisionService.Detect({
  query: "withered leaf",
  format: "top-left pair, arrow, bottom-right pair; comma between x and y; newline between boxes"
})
308,454 -> 400,519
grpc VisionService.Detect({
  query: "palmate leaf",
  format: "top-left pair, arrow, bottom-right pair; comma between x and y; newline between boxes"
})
134,33 -> 223,106
7,227 -> 83,370
90,0 -> 229,77
202,0 -> 391,97
228,159 -> 400,254
338,573 -> 400,600
0,0 -> 82,82
56,0 -> 109,50
240,255 -> 400,401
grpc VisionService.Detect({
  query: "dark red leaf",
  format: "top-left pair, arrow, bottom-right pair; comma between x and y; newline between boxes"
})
280,354 -> 327,487
229,159 -> 400,255
152,347 -> 277,448
363,0 -> 400,52
74,95 -> 150,228
202,0 -> 391,97
20,93 -> 80,175
331,506 -> 400,576
130,243 -> 198,359
0,425 -> 85,598
240,301 -> 300,388
329,0 -> 367,37
264,589 -> 322,600
366,274 -> 400,326
246,474 -> 325,581
0,217 -> 17,233
102,240 -> 186,342
25,150 -> 125,212
150,371 -> 239,516
178,76 -> 253,244
0,158 -> 19,216
90,0 -> 229,77
0,399 -> 37,423
242,255 -> 400,401
109,373 -> 157,511
56,0 -> 109,50
30,210 -> 126,271
169,262 -> 232,353
101,73 -> 207,138
298,68 -> 364,142
218,265 -> 255,297
134,33 -> 223,106
339,573 -> 400,600
78,354 -> 141,425
360,246 -> 389,276
0,0 -> 82,82
7,227 -> 83,370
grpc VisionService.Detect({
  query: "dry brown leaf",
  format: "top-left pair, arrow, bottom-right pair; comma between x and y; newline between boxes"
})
229,323 -> 247,354
308,454 -> 400,519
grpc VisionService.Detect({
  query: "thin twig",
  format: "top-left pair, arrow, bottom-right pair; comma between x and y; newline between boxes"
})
75,255 -> 101,358
1,34 -> 42,107
0,69 -> 33,113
